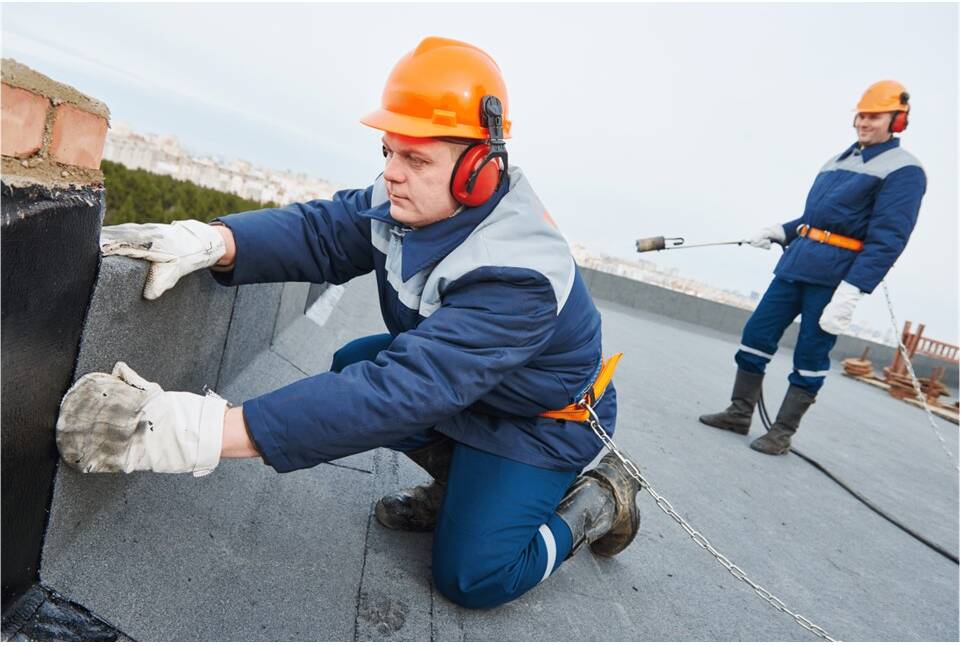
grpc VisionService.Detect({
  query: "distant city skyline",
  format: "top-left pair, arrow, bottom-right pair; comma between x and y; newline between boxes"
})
103,121 -> 341,205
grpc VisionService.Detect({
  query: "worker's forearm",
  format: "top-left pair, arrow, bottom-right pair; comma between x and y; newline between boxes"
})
211,223 -> 237,269
221,406 -> 260,458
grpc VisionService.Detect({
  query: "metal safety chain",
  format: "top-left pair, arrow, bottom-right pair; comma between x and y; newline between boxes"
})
881,282 -> 959,472
579,399 -> 836,642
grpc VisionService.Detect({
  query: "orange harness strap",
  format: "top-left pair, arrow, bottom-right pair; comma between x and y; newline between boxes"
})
540,353 -> 624,422
797,224 -> 864,252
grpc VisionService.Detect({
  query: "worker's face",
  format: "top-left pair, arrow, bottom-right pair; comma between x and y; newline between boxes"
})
854,112 -> 894,146
381,133 -> 463,228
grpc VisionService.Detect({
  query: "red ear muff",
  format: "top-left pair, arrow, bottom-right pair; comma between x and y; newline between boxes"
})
450,143 -> 502,207
890,110 -> 909,133
890,92 -> 910,133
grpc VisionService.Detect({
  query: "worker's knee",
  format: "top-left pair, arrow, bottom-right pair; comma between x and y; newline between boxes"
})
431,553 -> 510,609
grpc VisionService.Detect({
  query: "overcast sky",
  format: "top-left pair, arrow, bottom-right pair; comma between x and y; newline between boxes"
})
3,2 -> 958,343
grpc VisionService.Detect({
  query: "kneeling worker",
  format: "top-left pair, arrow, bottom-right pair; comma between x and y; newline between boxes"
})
56,37 -> 639,608
700,80 -> 926,455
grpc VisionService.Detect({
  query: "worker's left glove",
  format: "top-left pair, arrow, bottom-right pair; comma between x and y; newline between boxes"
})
56,362 -> 226,477
818,281 -> 864,336
748,224 -> 787,249
100,220 -> 226,300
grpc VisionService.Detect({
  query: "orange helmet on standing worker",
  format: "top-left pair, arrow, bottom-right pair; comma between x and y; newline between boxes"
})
361,36 -> 511,140
855,80 -> 909,113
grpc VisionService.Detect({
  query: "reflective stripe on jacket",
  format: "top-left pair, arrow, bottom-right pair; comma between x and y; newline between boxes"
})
777,137 -> 926,293
212,167 -> 613,473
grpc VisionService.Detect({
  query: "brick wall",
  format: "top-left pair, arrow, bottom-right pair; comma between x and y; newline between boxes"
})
1,58 -> 110,187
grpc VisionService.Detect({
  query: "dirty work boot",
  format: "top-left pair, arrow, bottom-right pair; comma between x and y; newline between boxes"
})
698,368 -> 765,435
557,451 -> 641,557
375,437 -> 454,532
750,385 -> 816,455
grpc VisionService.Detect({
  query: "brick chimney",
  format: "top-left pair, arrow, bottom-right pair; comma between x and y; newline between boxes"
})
1,58 -> 110,188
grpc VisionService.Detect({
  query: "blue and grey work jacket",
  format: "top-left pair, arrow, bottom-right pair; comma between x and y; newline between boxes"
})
212,167 -> 615,473
776,137 -> 926,293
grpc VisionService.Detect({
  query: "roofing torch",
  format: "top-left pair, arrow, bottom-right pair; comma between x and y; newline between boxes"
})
635,236 -> 748,253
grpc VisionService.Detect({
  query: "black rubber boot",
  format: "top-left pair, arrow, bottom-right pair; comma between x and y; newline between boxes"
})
375,437 -> 454,532
698,368 -> 765,435
750,385 -> 816,455
557,451 -> 641,558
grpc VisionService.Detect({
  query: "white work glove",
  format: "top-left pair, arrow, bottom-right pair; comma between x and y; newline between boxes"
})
100,220 -> 226,300
748,223 -> 787,249
56,362 -> 226,477
818,281 -> 864,336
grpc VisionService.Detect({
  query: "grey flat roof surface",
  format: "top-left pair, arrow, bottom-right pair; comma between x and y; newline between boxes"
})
42,274 -> 959,641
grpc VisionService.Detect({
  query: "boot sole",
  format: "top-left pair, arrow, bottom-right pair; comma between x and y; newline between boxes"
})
749,443 -> 791,456
374,499 -> 437,532
698,415 -> 750,436
373,484 -> 442,532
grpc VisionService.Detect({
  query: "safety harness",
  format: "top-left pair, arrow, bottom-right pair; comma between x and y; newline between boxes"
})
540,353 -> 623,422
796,224 -> 864,252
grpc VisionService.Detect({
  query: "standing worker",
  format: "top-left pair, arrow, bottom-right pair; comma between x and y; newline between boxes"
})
700,80 -> 926,455
55,37 -> 640,609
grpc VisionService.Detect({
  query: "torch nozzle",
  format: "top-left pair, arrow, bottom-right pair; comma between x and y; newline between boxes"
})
635,236 -> 667,252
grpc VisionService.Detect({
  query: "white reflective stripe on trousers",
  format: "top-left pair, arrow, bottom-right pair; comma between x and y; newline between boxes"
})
795,367 -> 830,377
538,524 -> 557,583
738,344 -> 774,360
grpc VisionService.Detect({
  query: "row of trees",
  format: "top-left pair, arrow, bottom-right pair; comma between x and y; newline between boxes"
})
101,160 -> 277,225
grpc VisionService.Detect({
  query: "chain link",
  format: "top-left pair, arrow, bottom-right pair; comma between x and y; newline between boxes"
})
881,282 -> 959,472
579,400 -> 836,641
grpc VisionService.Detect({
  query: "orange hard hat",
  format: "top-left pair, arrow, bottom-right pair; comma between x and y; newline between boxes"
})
855,80 -> 910,113
361,36 -> 511,140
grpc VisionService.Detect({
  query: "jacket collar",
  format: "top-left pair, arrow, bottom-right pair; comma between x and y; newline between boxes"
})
357,178 -> 510,282
838,136 -> 900,163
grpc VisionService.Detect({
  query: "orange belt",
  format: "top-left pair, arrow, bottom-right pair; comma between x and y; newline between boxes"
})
540,353 -> 623,422
797,224 -> 864,252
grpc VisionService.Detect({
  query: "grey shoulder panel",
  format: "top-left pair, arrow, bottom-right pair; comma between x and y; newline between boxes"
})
419,168 -> 575,318
865,146 -> 924,179
823,146 -> 924,179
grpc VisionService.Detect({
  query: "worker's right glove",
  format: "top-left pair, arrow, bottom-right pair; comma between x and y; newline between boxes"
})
100,220 -> 226,300
748,224 -> 787,250
56,362 -> 226,477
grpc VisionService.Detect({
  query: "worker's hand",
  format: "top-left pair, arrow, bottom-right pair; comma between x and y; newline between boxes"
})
748,224 -> 786,249
100,220 -> 226,300
818,281 -> 864,336
56,362 -> 226,476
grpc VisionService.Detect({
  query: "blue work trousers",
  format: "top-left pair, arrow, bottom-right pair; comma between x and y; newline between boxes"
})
332,334 -> 580,608
735,278 -> 839,394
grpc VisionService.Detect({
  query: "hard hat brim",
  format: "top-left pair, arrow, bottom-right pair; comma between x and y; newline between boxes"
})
360,109 -> 511,140
853,106 -> 908,113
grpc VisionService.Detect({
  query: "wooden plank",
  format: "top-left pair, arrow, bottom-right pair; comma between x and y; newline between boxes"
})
844,374 -> 959,425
